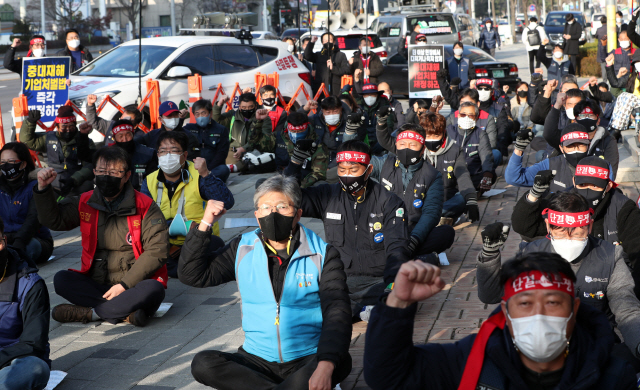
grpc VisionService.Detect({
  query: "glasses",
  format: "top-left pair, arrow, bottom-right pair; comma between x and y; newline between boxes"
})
257,203 -> 295,217
416,39 -> 427,42
459,113 -> 477,120
157,149 -> 183,156
95,169 -> 126,177
0,159 -> 21,164
477,86 -> 492,91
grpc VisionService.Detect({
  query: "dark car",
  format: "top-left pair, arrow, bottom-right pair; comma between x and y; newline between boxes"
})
379,44 -> 520,96
280,28 -> 312,41
515,20 -> 524,34
543,11 -> 589,55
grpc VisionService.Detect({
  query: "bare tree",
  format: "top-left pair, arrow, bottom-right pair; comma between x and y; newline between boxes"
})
176,0 -> 195,27
27,0 -> 84,34
113,0 -> 141,33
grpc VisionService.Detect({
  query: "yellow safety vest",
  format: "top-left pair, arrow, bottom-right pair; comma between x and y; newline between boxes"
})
146,161 -> 220,245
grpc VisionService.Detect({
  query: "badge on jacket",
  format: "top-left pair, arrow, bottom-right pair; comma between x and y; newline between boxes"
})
374,233 -> 384,243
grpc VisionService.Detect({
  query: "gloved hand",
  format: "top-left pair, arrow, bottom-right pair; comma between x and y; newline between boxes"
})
479,172 -> 494,190
514,128 -> 533,152
436,69 -> 449,79
407,235 -> 420,257
346,112 -> 364,135
633,7 -> 640,22
481,222 -> 510,257
530,169 -> 556,199
58,176 -> 76,197
27,110 -> 41,124
290,142 -> 317,165
465,194 -> 480,222
376,106 -> 392,123
611,128 -> 622,142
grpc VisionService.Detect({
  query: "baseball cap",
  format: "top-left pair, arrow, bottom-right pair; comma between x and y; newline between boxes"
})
574,155 -> 611,189
159,101 -> 179,117
560,123 -> 590,147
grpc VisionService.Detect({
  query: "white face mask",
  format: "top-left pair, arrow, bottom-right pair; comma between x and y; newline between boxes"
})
478,89 -> 492,102
620,40 -> 631,49
68,39 -> 80,49
635,63 -> 640,73
486,24 -> 492,29
32,48 -> 44,58
458,116 -> 476,130
616,18 -> 623,23
158,153 -> 183,175
163,117 -> 179,130
529,22 -> 537,29
550,236 -> 588,262
287,44 -> 294,53
324,114 -> 340,125
565,108 -> 575,120
508,313 -> 571,363
567,20 -> 574,24
453,48 -> 463,56
553,51 -> 564,59
364,96 -> 377,106
417,41 -> 427,46
361,45 -> 370,54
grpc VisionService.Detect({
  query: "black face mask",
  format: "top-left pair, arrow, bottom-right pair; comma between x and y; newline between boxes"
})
0,162 -> 24,180
396,148 -> 423,166
425,138 -> 444,152
323,42 -> 334,51
564,151 -> 588,167
517,91 -> 528,98
577,118 -> 598,132
95,175 -> 123,198
58,130 -> 76,142
263,98 -> 276,107
338,168 -> 369,195
576,187 -> 606,208
240,109 -> 256,119
116,140 -> 136,155
259,211 -> 295,242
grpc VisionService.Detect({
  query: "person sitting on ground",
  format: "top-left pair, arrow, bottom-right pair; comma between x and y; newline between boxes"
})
378,82 -> 405,128
349,37 -> 384,94
110,120 -> 157,191
363,252 -> 637,389
35,147 -> 169,327
447,101 -> 496,192
137,100 -> 199,158
285,140 -> 410,321
3,36 -> 46,77
182,99 -> 231,183
212,93 -> 273,173
179,176 -> 353,390
85,94 -> 145,146
0,143 -> 53,264
339,86 -> 360,113
353,83 -> 393,156
477,191 -> 640,372
141,131 -> 234,278
472,78 -> 512,159
20,106 -> 96,197
510,82 -> 533,134
0,216 -> 51,390
605,51 -> 640,140
597,82 -> 615,128
258,85 -> 287,135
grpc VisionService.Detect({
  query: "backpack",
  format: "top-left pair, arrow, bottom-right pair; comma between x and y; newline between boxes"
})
527,27 -> 541,46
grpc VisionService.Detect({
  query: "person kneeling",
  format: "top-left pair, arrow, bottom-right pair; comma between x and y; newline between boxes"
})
179,175 -> 352,389
34,147 -> 169,326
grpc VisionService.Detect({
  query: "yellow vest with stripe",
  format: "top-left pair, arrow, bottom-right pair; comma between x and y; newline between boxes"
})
146,161 -> 220,245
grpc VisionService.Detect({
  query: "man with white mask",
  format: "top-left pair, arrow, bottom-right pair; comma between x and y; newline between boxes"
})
142,131 -> 234,278
364,252 -> 637,389
535,43 -> 574,82
444,41 -> 475,89
476,191 -> 640,371
3,35 -> 47,77
55,29 -> 93,72
522,17 -> 548,75
349,37 -> 383,93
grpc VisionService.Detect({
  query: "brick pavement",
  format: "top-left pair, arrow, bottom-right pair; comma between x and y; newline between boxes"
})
38,147 -> 640,389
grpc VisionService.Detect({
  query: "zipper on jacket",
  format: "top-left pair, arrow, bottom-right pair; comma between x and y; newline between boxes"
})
270,257 -> 292,363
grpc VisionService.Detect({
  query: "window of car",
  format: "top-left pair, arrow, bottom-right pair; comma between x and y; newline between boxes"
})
408,14 -> 457,35
457,15 -> 469,31
377,18 -> 403,37
75,45 -> 175,77
388,53 -> 407,65
214,45 -> 260,74
169,45 -> 215,76
255,46 -> 278,65
464,47 -> 495,62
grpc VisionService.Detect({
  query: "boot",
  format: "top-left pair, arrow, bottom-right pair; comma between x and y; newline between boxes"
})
124,309 -> 150,327
51,304 -> 92,324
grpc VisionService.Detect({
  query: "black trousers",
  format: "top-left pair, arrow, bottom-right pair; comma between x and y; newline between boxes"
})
528,49 -> 541,73
568,54 -> 578,73
191,346 -> 352,390
54,270 -> 165,323
414,225 -> 455,256
346,275 -> 385,317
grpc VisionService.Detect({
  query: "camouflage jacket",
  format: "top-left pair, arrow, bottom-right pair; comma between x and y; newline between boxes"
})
282,125 -> 328,188
211,105 -> 274,152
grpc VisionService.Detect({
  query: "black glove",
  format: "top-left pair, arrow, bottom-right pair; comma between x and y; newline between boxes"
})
514,128 -> 533,152
530,169 -> 555,199
345,112 -> 364,135
479,172 -> 494,191
290,142 -> 317,165
27,110 -> 41,124
436,68 -> 449,79
611,128 -> 622,142
511,120 -> 521,133
376,106 -> 392,123
408,235 -> 420,257
465,194 -> 480,222
531,73 -> 543,85
481,222 -> 510,257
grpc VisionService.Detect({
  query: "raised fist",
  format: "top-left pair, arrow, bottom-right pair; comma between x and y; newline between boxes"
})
87,94 -> 98,106
37,168 -> 57,191
27,109 -> 41,124
530,169 -> 556,198
11,38 -> 21,48
514,128 -> 533,152
255,109 -> 269,121
193,157 -> 209,177
201,200 -> 226,227
217,96 -> 230,107
481,222 -> 510,256
304,100 -> 318,112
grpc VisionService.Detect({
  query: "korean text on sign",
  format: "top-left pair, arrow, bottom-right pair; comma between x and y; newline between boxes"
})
407,45 -> 444,99
22,57 -> 71,122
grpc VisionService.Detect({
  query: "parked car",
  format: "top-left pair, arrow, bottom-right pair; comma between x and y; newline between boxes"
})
515,20 -> 524,34
371,12 -> 475,56
590,12 -> 605,36
544,11 -> 590,55
379,44 -> 520,96
280,28 -> 312,41
251,31 -> 281,40
299,29 -> 389,64
470,17 -> 481,46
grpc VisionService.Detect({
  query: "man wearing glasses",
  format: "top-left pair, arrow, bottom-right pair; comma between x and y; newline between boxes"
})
33,147 -> 170,327
178,175 -> 352,390
142,131 -> 234,278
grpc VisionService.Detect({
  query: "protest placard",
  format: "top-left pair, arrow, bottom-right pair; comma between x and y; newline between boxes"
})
408,45 -> 444,99
22,57 -> 71,122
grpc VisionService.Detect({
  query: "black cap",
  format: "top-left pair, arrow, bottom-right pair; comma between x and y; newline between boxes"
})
565,14 -> 574,21
560,123 -> 590,146
574,155 -> 611,188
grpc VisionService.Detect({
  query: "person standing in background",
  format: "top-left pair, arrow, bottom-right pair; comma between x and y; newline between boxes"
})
56,29 -> 93,72
595,16 -> 608,82
478,19 -> 501,56
522,17 -> 548,75
562,14 -> 582,74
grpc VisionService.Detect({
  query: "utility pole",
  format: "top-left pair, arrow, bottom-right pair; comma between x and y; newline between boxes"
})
40,0 -> 45,35
263,0 -> 268,30
606,0 -> 617,52
170,0 -> 176,35
471,0 -> 476,20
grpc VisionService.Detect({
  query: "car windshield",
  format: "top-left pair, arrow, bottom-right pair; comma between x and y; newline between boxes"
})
545,14 -> 581,26
407,15 -> 457,35
75,45 -> 175,77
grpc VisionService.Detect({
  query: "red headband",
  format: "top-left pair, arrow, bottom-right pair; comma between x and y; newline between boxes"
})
112,124 -> 133,136
30,38 -> 44,45
476,78 -> 493,87
336,151 -> 370,165
362,84 -> 378,93
579,106 -> 594,116
287,123 -> 308,132
560,131 -> 589,143
542,208 -> 592,227
503,270 -> 575,301
575,165 -> 609,180
54,116 -> 76,124
396,130 -> 425,145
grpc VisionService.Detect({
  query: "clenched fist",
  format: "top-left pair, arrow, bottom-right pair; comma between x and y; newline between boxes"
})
79,122 -> 92,134
303,100 -> 318,112
87,94 -> 98,106
217,96 -> 230,107
387,261 -> 446,308
193,157 -> 209,177
255,109 -> 269,121
37,168 -> 57,191
199,200 -> 226,229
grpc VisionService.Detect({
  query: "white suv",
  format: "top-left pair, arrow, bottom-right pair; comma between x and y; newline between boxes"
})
43,36 -> 312,142
299,29 -> 388,65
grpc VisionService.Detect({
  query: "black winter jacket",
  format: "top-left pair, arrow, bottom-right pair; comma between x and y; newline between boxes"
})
3,47 -> 29,76
55,45 -> 93,72
304,43 -> 350,96
350,51 -> 384,93
177,225 -> 352,367
563,21 -> 583,55
530,86 -> 614,126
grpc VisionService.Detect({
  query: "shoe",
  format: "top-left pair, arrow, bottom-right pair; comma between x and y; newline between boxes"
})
52,304 -> 92,323
124,309 -> 150,327
438,217 -> 454,226
227,164 -> 237,173
359,305 -> 374,322
415,253 -> 440,266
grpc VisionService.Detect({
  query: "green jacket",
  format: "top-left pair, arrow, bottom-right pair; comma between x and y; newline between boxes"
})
211,105 -> 274,152
282,126 -> 328,188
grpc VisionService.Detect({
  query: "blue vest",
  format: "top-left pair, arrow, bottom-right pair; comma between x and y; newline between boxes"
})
235,225 -> 327,363
447,57 -> 470,89
547,59 -> 572,82
0,180 -> 50,239
447,127 -> 483,176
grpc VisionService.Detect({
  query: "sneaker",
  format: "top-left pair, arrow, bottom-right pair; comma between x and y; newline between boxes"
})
51,304 -> 92,323
124,309 -> 150,327
359,305 -> 374,322
227,164 -> 237,173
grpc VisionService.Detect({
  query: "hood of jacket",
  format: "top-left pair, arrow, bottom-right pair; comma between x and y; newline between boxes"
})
587,126 -> 607,153
425,132 -> 456,160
